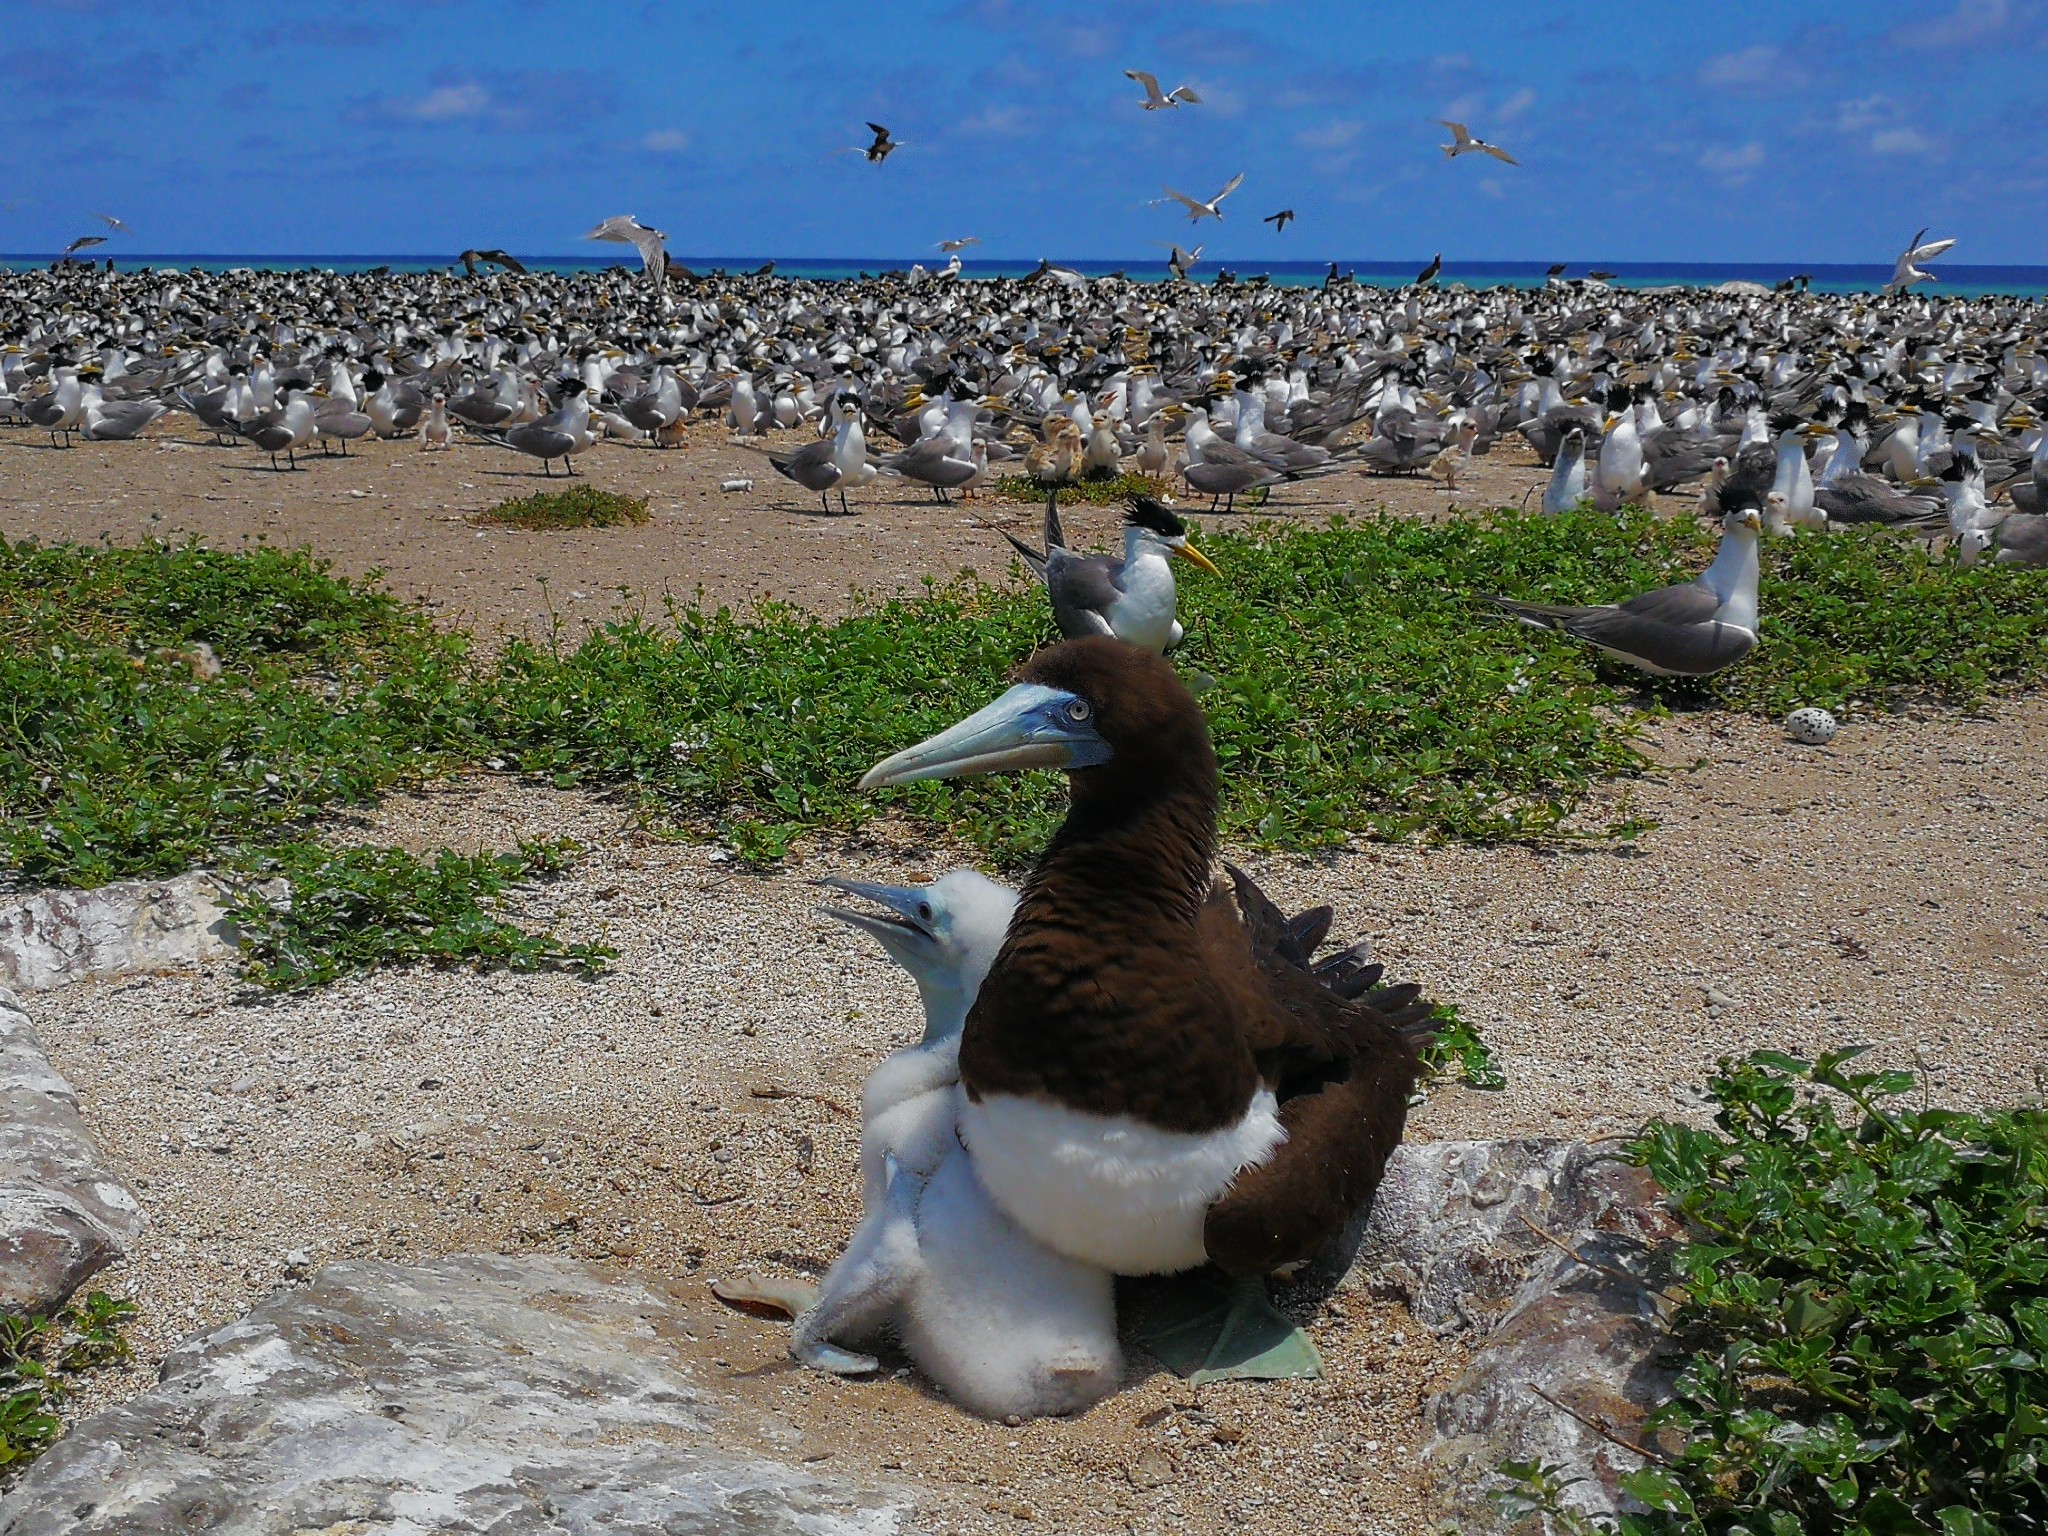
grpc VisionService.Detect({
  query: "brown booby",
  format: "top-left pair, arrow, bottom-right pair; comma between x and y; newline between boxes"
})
859,638 -> 1438,1376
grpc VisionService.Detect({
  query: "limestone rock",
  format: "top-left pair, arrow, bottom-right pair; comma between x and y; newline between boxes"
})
0,1254 -> 916,1535
0,873 -> 246,993
0,987 -> 146,1313
1350,1140 -> 1684,1533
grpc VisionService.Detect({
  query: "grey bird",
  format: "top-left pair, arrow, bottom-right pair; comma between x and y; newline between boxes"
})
1000,494 -> 1220,653
1488,501 -> 1765,677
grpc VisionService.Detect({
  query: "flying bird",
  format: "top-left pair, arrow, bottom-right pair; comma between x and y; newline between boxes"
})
583,215 -> 668,284
1126,70 -> 1201,109
1262,209 -> 1294,232
863,123 -> 902,163
1887,228 -> 1956,292
62,236 -> 107,255
1414,253 -> 1442,286
1161,242 -> 1205,281
938,237 -> 981,253
1160,172 -> 1245,222
458,248 -> 527,276
1437,119 -> 1519,164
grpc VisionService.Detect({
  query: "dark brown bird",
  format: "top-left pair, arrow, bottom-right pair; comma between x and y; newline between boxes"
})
859,637 -> 1437,1373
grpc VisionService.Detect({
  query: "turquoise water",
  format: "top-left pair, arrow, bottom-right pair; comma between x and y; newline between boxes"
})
4,254 -> 2045,298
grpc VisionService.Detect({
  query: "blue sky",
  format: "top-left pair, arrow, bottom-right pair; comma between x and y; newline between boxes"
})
7,0 -> 2043,264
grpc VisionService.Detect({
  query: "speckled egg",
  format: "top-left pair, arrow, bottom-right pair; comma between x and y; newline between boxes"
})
1784,707 -> 1838,745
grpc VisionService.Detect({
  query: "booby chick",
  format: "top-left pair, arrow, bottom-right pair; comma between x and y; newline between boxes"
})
1002,494 -> 1220,653
786,870 -> 1122,1419
1488,501 -> 1765,677
859,638 -> 1440,1379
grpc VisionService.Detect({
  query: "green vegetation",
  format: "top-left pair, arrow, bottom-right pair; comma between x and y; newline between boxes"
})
227,841 -> 615,991
1501,1049 -> 2047,1535
0,1292 -> 134,1481
5,510 -> 2046,985
1419,1004 -> 1506,1091
470,486 -> 650,530
988,470 -> 1175,504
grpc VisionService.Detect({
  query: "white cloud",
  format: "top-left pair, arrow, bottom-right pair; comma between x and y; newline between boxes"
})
1698,45 -> 1805,91
1699,141 -> 1767,182
1835,94 -> 1891,132
1891,0 -> 2011,47
1294,118 -> 1362,150
405,83 -> 488,121
642,129 -> 691,154
1494,87 -> 1537,122
1871,127 -> 1934,156
959,105 -> 1029,136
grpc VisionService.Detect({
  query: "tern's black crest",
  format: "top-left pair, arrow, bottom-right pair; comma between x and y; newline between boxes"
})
1125,495 -> 1187,538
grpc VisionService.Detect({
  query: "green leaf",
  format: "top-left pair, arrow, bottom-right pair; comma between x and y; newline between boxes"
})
1619,1466 -> 1696,1516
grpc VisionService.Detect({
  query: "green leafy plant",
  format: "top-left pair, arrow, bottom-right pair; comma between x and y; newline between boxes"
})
225,840 -> 615,990
988,470 -> 1175,504
1418,1003 -> 1506,1090
469,486 -> 651,530
1503,1050 -> 2047,1534
0,1292 -> 135,1480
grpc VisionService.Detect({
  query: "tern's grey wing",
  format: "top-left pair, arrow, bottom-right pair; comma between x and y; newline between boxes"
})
1996,513 -> 2048,566
1559,608 -> 1756,675
1043,549 -> 1124,640
1614,578 -> 1722,624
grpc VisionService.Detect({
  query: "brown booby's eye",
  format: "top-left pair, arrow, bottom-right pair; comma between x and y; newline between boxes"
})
1065,699 -> 1092,723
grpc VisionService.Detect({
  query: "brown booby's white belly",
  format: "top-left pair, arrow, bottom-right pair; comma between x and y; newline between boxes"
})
958,1089 -> 1286,1275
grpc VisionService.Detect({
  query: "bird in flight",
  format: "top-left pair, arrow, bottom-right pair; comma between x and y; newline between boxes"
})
63,235 -> 108,255
584,215 -> 669,285
1159,242 -> 1205,280
1437,120 -> 1519,165
1160,172 -> 1245,222
1125,70 -> 1201,110
458,249 -> 527,276
1888,228 -> 1956,291
863,123 -> 902,163
90,213 -> 129,234
1262,209 -> 1294,233
938,236 -> 981,253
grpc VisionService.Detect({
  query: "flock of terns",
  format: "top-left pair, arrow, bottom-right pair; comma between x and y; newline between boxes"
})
6,230 -> 2047,1419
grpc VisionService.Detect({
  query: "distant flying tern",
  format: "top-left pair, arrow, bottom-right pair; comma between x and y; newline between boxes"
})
1887,228 -> 1955,292
1125,70 -> 1201,109
1161,242 -> 1204,280
863,123 -> 902,163
91,213 -> 129,234
1437,120 -> 1519,165
584,215 -> 668,285
1262,209 -> 1295,232
63,236 -> 107,255
1160,172 -> 1245,222
459,248 -> 527,276
938,236 -> 981,253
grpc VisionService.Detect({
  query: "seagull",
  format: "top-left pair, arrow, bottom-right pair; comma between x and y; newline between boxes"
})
1160,172 -> 1245,223
1437,120 -> 1518,164
1163,242 -> 1204,281
90,213 -> 129,234
62,236 -> 107,255
583,215 -> 667,284
1414,252 -> 1442,286
458,249 -> 528,276
1488,502 -> 1765,677
1126,70 -> 1201,109
863,123 -> 902,163
938,237 -> 981,253
1887,228 -> 1956,292
1000,494 -> 1220,653
1262,209 -> 1294,232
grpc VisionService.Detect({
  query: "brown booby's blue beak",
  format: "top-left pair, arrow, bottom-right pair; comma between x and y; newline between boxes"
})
858,683 -> 1111,790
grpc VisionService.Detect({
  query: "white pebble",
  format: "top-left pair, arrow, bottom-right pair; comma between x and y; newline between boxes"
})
721,478 -> 754,493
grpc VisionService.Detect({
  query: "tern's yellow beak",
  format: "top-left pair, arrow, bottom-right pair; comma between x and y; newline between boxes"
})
1174,542 -> 1221,576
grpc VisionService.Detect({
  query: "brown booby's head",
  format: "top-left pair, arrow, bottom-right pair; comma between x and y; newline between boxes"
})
857,637 -> 1213,806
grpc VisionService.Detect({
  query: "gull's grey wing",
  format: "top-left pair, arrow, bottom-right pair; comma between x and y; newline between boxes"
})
1614,578 -> 1722,624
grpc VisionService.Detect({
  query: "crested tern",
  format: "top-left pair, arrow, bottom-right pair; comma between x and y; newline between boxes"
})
1437,120 -> 1518,165
1160,173 -> 1245,223
1125,70 -> 1201,109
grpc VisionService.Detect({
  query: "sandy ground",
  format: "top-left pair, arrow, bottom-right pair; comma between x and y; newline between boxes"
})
0,415 -> 1547,642
26,691 -> 2048,1533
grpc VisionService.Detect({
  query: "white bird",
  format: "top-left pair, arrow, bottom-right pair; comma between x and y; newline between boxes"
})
584,215 -> 668,285
1887,228 -> 1956,292
937,237 -> 981,253
90,213 -> 130,234
1437,119 -> 1519,165
1160,172 -> 1244,223
1126,70 -> 1201,109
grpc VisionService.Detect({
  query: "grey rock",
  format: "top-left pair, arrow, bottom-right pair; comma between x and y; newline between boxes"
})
0,1254 -> 916,1536
0,987 -> 147,1313
0,874 -> 254,993
1349,1140 -> 1683,1533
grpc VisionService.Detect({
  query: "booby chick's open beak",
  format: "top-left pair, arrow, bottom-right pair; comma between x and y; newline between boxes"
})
858,684 -> 1111,789
813,878 -> 943,964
